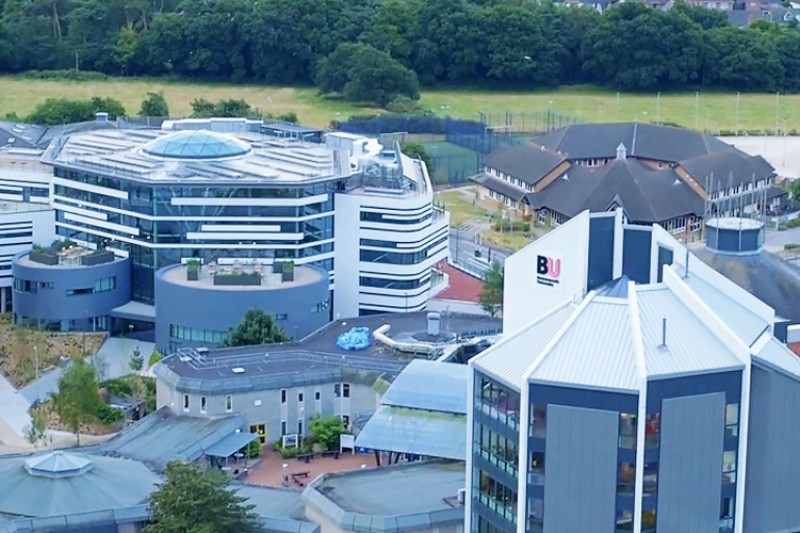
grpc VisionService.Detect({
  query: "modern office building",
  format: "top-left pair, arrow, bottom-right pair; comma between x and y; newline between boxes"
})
29,120 -> 448,346
468,209 -> 800,533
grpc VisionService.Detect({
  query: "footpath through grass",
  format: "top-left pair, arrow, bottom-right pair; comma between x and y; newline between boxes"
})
2,76 -> 799,132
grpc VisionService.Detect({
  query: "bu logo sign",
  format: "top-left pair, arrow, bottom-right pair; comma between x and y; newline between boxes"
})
537,255 -> 561,286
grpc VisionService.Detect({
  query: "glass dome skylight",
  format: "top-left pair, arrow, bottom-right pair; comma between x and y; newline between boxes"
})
143,130 -> 251,160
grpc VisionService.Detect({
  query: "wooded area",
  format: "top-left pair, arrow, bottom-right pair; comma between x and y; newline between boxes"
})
1,0 -> 799,93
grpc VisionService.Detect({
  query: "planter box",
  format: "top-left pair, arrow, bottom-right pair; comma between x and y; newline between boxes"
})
213,273 -> 262,286
187,269 -> 199,281
29,251 -> 59,265
81,250 -> 115,266
281,270 -> 294,282
273,262 -> 285,274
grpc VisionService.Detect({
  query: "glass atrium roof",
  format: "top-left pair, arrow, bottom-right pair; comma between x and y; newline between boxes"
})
142,130 -> 251,159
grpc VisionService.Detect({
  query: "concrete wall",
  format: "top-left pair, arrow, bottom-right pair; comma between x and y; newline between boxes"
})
154,264 -> 329,352
543,404 -> 617,533
0,207 -> 54,290
304,502 -> 463,533
158,379 -> 378,442
744,365 -> 800,533
12,253 -> 131,330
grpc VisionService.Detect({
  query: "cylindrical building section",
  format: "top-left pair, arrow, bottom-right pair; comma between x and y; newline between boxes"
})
705,218 -> 764,255
12,249 -> 131,331
154,262 -> 330,353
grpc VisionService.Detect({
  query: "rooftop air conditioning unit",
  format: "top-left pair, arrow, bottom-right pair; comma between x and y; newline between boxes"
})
196,347 -> 209,354
457,488 -> 466,504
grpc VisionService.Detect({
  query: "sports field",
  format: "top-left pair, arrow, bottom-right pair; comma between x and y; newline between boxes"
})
1,76 -> 798,132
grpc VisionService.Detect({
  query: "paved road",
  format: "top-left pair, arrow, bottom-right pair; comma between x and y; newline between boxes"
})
449,218 -> 512,279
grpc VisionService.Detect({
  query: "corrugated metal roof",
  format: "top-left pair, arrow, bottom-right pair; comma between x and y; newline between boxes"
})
636,287 -> 744,378
530,299 -> 639,392
381,360 -> 467,414
754,338 -> 800,380
472,301 -> 577,390
354,407 -> 466,461
682,273 -> 768,347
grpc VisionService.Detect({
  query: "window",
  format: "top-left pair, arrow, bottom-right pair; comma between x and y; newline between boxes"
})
298,392 -> 304,403
642,509 -> 657,533
298,420 -> 304,435
723,451 -> 737,484
183,394 -> 189,411
476,425 -> 519,476
200,396 -> 207,413
343,383 -> 350,398
618,462 -> 635,493
530,452 -> 545,485
527,498 -> 544,533
281,389 -> 287,404
334,383 -> 341,397
643,463 -> 658,496
725,403 -> 739,438
619,413 -> 637,449
531,404 -> 547,438
616,509 -> 633,533
225,395 -> 233,413
66,287 -> 93,296
342,415 -> 350,428
275,313 -> 288,320
315,390 -> 321,401
476,469 -> 518,523
720,497 -> 734,530
645,413 -> 660,448
281,421 -> 287,436
93,276 -> 116,293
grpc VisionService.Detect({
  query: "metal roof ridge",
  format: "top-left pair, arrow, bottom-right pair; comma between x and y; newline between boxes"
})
627,281 -> 649,383
523,290 -> 598,384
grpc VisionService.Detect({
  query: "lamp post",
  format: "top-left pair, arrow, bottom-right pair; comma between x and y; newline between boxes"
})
33,345 -> 40,404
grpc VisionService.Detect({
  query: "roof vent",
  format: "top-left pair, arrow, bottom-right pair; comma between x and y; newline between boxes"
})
232,367 -> 245,374
661,318 -> 668,348
457,488 -> 467,504
616,142 -> 627,161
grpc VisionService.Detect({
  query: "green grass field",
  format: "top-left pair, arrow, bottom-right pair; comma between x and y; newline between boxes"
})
1,76 -> 797,132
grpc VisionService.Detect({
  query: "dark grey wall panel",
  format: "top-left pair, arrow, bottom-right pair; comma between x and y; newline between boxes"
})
543,404 -> 617,533
744,365 -> 800,532
622,228 -> 652,284
658,392 -> 724,533
587,215 -> 615,291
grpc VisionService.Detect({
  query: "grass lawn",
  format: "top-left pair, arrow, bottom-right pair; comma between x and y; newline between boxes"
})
434,188 -> 486,227
481,229 -> 533,252
1,76 -> 798,132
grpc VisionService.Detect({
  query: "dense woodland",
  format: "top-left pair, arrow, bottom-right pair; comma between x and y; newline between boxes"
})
2,0 -> 800,93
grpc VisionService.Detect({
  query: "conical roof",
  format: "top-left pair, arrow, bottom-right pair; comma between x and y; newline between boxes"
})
24,450 -> 93,478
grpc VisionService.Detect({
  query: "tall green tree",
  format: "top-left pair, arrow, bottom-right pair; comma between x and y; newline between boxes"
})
224,308 -> 290,347
50,357 -> 103,446
479,261 -> 504,318
139,91 -> 169,117
316,43 -> 419,106
144,461 -> 260,533
309,415 -> 346,451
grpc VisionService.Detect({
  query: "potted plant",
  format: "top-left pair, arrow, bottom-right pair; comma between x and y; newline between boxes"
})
282,260 -> 295,282
186,259 -> 200,281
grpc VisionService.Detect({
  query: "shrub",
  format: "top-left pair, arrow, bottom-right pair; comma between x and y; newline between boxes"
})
20,69 -> 110,81
96,403 -> 125,424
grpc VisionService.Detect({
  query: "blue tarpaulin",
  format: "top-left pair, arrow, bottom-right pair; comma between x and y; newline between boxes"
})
336,327 -> 371,351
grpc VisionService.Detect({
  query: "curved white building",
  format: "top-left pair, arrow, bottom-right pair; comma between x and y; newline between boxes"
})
36,121 -> 449,338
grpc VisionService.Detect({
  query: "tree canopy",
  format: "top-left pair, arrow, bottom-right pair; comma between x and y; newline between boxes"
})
0,0 -> 797,93
224,308 -> 290,347
139,91 -> 169,117
50,357 -> 104,445
479,261 -> 504,317
144,461 -> 260,533
26,97 -> 125,125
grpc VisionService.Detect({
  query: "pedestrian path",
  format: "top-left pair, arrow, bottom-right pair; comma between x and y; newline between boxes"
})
0,372 -> 31,445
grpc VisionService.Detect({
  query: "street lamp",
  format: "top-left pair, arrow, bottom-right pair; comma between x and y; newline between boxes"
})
33,345 -> 40,404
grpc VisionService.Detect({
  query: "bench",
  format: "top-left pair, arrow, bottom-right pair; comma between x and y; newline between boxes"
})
297,453 -> 313,464
291,471 -> 310,479
321,450 -> 341,459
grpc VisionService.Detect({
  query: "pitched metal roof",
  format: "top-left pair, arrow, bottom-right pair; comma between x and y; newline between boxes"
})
482,142 -> 566,185
380,360 -> 467,414
98,407 -> 246,471
470,173 -> 527,201
0,452 -> 158,518
529,298 -> 639,392
354,407 -> 466,461
679,151 -> 775,190
533,123 -> 735,162
636,287 -> 744,378
753,337 -> 800,380
472,300 -> 578,390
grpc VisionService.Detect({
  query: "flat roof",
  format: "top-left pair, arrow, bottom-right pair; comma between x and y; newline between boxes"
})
15,250 -> 126,269
160,263 -> 324,291
706,217 -> 763,230
307,462 -> 464,517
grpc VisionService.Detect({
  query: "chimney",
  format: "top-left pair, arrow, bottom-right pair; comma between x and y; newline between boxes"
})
616,142 -> 627,161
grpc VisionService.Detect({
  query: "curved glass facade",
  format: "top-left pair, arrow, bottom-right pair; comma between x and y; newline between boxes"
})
142,131 -> 251,159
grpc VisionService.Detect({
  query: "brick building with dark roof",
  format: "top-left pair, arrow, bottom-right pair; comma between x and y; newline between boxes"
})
472,122 -> 784,240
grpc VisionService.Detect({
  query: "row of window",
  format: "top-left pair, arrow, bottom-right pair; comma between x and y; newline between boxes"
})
15,276 -> 116,296
476,375 -> 521,430
476,469 -> 518,524
359,275 -> 429,291
169,324 -> 227,345
359,211 -> 432,225
475,424 -> 519,477
280,384 -> 349,404
183,393 -> 233,414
